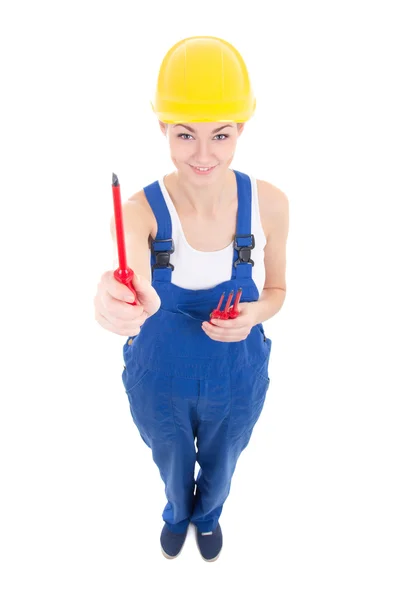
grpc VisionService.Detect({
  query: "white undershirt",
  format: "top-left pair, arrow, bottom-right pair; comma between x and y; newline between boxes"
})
156,173 -> 267,295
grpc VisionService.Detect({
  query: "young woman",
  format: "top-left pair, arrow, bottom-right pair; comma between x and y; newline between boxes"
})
94,36 -> 289,562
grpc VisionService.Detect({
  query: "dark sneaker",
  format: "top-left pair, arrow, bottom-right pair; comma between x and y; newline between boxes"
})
195,523 -> 223,562
160,524 -> 189,559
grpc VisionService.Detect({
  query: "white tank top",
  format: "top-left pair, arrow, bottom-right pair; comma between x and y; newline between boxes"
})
156,173 -> 267,296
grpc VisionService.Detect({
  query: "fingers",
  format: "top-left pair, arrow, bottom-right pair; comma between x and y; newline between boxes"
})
131,273 -> 161,317
101,270 -> 136,302
137,286 -> 161,318
94,278 -> 148,336
94,269 -> 160,337
95,308 -> 148,336
97,289 -> 144,321
201,321 -> 251,342
94,308 -> 144,337
208,315 -> 248,328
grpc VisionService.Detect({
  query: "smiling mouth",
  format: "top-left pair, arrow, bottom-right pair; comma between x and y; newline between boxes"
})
189,165 -> 217,171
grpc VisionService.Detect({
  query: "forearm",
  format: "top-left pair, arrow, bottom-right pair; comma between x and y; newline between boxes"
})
253,287 -> 286,324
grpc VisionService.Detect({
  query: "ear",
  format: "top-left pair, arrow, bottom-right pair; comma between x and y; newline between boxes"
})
237,123 -> 245,136
159,120 -> 168,136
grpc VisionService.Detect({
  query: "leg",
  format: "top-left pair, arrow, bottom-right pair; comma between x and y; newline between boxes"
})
190,369 -> 270,533
124,369 -> 199,534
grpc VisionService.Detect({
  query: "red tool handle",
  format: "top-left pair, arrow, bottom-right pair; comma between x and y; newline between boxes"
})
112,172 -> 137,305
209,288 -> 242,322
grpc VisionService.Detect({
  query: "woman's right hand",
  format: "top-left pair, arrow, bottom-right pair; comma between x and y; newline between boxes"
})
94,270 -> 161,336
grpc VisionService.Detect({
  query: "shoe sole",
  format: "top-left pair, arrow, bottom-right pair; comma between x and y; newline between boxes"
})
160,526 -> 222,561
161,547 -> 183,559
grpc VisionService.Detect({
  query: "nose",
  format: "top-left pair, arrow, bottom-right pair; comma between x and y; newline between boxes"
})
193,139 -> 214,165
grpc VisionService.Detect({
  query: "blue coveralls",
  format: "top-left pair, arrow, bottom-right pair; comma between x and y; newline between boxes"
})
122,169 -> 272,534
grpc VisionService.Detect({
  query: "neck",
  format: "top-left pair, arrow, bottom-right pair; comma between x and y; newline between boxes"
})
171,168 -> 236,216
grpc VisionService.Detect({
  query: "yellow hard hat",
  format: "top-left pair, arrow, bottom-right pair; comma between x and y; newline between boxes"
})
151,36 -> 256,123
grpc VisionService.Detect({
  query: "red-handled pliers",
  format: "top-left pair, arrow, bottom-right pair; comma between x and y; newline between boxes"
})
210,288 -> 242,321
112,172 -> 137,305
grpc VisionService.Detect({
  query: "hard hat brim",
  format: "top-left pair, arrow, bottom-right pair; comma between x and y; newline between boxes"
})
150,99 -> 256,124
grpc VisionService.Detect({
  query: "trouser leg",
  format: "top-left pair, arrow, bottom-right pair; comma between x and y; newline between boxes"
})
126,370 -> 198,534
190,370 -> 269,533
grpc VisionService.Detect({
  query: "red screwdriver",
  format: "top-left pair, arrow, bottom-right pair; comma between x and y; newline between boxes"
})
220,290 -> 234,320
209,288 -> 242,322
228,287 -> 242,318
209,292 -> 225,321
112,172 -> 137,305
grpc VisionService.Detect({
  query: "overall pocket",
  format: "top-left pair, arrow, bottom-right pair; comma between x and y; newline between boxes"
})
229,367 -> 270,441
176,303 -> 208,322
154,308 -> 228,360
123,365 -> 151,394
125,368 -> 177,444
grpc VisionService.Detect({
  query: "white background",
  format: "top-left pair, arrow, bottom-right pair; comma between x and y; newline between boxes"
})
1,0 -> 399,598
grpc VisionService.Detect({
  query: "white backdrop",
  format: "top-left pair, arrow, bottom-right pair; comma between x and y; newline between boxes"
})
1,1 -> 399,598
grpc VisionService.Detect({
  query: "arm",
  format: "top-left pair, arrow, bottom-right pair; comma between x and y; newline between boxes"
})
252,181 -> 289,324
201,181 -> 289,341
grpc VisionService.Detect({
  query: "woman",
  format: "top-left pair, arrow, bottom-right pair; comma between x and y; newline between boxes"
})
94,36 -> 289,562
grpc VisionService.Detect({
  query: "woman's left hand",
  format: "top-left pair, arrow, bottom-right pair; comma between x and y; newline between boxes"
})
201,302 -> 259,342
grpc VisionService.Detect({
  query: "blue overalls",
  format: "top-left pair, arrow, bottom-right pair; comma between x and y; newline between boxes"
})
122,169 -> 272,534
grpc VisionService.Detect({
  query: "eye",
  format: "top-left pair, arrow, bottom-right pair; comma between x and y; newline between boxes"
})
177,133 -> 229,140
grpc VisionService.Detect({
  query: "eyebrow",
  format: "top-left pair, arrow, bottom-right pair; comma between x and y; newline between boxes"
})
173,124 -> 234,134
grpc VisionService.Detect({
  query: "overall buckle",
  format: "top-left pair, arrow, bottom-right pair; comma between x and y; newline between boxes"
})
234,234 -> 255,267
151,238 -> 175,271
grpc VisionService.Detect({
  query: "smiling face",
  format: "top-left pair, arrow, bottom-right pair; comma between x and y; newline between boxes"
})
159,121 -> 244,182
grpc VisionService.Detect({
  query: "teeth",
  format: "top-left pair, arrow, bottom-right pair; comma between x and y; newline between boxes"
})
193,166 -> 213,171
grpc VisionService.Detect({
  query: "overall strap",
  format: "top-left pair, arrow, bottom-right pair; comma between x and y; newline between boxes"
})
231,170 -> 255,281
143,180 -> 174,283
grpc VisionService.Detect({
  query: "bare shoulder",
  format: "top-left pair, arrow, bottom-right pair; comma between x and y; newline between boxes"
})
255,178 -> 289,238
126,189 -> 158,239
